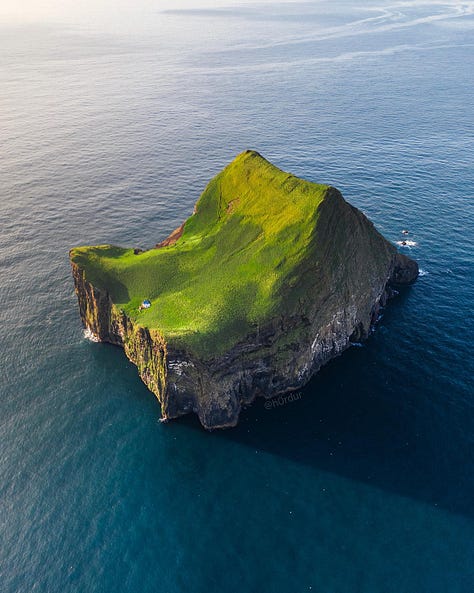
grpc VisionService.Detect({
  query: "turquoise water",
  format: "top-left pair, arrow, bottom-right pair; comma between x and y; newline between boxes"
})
1,2 -> 473,591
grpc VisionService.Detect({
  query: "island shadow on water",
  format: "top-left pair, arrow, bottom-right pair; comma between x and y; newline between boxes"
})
175,290 -> 474,520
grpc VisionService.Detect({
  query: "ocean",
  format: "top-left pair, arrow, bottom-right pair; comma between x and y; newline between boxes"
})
1,1 -> 473,591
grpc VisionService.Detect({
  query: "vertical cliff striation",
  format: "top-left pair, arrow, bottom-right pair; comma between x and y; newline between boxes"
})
72,263 -> 169,416
70,151 -> 418,429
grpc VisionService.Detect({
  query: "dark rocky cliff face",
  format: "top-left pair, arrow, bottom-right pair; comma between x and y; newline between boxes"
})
71,186 -> 418,430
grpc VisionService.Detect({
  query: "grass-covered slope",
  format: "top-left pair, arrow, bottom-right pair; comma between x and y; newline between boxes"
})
71,149 -> 401,362
70,151 -> 334,357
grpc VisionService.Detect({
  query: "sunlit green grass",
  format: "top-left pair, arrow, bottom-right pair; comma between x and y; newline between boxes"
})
70,151 -> 329,357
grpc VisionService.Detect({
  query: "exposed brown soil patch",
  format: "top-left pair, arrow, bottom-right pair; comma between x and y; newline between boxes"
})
226,197 -> 240,214
155,222 -> 185,248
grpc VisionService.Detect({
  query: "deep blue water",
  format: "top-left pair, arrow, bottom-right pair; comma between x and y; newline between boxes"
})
1,2 -> 473,591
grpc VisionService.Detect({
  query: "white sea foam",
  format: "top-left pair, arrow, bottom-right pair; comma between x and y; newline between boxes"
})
83,328 -> 99,342
190,0 -> 474,76
196,40 -> 474,75
396,240 -> 417,247
213,1 -> 474,53
418,269 -> 429,276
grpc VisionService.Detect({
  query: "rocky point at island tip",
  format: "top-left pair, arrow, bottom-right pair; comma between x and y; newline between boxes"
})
70,150 -> 418,429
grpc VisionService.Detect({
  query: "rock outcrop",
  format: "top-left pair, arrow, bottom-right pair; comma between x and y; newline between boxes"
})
70,151 -> 418,429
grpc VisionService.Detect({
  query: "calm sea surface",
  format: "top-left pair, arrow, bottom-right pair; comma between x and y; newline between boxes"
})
1,1 -> 473,591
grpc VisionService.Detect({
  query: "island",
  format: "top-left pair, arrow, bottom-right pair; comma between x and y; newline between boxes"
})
70,150 -> 418,429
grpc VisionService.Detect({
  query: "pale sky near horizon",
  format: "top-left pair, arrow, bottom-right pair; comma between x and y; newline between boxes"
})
0,0 -> 298,25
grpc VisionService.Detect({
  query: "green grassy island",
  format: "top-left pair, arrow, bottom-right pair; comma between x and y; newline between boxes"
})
70,150 -> 418,428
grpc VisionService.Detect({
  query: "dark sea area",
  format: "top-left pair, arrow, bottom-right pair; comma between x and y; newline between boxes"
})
1,1 -> 473,591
